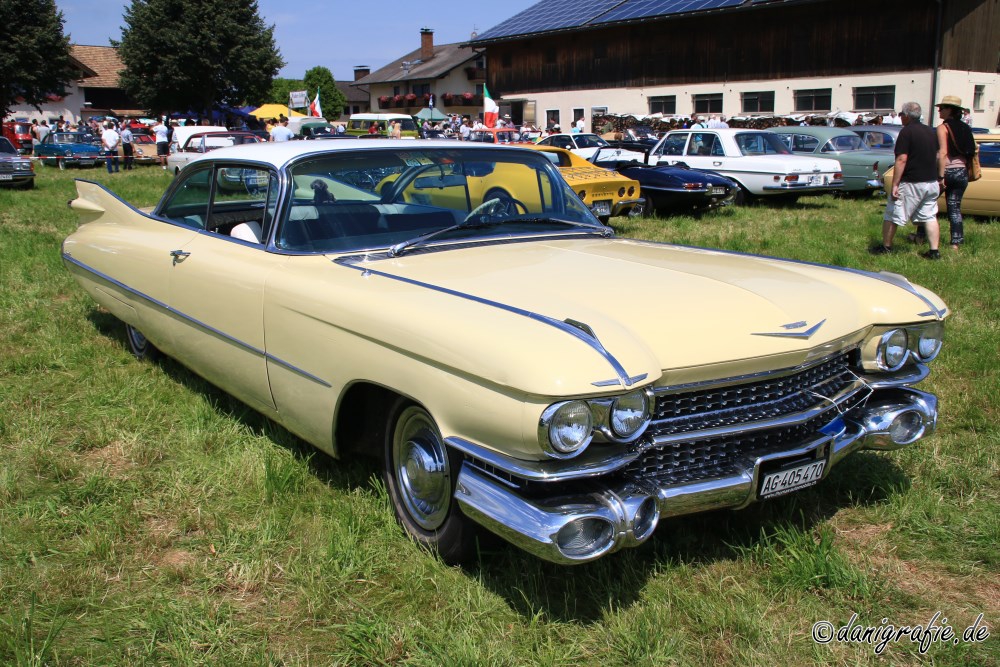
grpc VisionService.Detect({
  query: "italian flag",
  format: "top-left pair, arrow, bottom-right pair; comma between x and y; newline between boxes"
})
483,84 -> 498,128
309,89 -> 322,118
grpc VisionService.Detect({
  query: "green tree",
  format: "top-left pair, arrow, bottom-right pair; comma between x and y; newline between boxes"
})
269,77 -> 304,106
303,66 -> 347,120
114,0 -> 284,115
0,0 -> 77,120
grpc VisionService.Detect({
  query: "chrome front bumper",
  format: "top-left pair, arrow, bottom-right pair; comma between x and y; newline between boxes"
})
453,388 -> 936,564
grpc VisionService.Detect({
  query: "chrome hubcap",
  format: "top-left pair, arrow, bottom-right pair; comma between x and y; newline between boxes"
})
393,409 -> 450,531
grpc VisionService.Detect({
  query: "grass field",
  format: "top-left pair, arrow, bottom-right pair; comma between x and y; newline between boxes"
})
1,164 -> 997,666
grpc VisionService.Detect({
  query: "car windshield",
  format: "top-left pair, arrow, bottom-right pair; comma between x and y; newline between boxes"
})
573,134 -> 609,148
0,137 -> 16,154
823,135 -> 865,152
735,132 -> 791,156
53,133 -> 90,144
276,147 -> 600,253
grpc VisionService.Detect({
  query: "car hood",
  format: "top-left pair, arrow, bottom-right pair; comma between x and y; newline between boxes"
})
324,237 -> 945,396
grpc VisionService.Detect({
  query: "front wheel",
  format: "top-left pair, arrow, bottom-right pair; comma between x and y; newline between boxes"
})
125,323 -> 161,361
383,400 -> 476,563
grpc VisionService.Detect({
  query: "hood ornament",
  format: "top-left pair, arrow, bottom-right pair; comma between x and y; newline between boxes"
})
753,319 -> 827,339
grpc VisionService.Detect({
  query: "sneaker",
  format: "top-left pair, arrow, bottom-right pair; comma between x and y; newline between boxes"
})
869,244 -> 893,255
921,249 -> 941,260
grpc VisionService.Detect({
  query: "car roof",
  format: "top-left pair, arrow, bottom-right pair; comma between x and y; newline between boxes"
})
188,139 -> 540,169
769,126 -> 858,138
850,125 -> 901,134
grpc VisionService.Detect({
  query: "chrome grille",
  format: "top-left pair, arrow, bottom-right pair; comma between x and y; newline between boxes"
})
627,352 -> 861,486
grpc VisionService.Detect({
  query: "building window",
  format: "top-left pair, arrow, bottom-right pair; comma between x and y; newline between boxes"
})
794,88 -> 832,112
741,91 -> 774,113
475,83 -> 484,96
591,106 -> 608,116
546,109 -> 560,129
853,86 -> 894,111
393,86 -> 400,97
412,83 -> 430,97
973,85 -> 985,111
693,93 -> 723,114
475,55 -> 485,70
649,95 -> 676,115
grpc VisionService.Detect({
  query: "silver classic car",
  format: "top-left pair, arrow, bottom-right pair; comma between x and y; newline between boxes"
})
63,140 -> 947,564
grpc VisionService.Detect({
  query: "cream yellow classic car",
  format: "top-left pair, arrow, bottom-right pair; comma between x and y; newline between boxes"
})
63,140 -> 947,564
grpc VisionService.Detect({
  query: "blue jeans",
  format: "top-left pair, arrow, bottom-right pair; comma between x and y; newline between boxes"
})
105,150 -> 119,173
943,166 -> 968,246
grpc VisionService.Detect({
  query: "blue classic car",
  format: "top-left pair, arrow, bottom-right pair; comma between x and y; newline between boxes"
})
34,132 -> 103,169
591,147 -> 737,213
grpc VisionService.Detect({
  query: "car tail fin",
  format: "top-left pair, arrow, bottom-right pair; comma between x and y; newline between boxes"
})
69,180 -> 142,226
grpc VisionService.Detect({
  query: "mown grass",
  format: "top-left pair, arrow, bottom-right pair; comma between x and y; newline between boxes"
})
1,165 -> 997,666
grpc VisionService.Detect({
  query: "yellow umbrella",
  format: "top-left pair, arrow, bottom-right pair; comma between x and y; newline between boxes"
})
249,104 -> 305,119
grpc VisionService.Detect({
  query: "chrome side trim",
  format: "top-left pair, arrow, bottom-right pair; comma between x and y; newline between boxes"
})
61,253 -> 331,387
445,436 -> 638,482
335,259 -> 645,389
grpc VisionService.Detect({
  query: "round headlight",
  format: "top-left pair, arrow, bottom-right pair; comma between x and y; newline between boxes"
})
545,401 -> 593,455
916,322 -> 943,361
878,329 -> 909,371
610,390 -> 651,439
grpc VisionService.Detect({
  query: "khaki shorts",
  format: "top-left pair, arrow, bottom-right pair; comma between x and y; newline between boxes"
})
887,181 -> 939,226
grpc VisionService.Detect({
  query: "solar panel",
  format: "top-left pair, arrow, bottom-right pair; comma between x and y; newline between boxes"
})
594,0 -> 744,24
473,0 -> 749,42
474,0 -> 627,41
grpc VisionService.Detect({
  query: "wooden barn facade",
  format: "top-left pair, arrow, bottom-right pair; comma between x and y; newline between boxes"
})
470,0 -> 999,129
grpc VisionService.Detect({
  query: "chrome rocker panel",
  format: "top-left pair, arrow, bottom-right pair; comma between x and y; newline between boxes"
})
453,388 -> 936,565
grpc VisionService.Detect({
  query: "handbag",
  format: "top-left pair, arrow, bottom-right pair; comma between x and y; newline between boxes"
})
944,123 -> 981,182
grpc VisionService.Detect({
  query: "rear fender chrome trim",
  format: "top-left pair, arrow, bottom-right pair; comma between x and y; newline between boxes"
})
61,253 -> 331,387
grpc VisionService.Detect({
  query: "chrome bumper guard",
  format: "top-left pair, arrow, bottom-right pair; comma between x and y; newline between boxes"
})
453,388 -> 936,564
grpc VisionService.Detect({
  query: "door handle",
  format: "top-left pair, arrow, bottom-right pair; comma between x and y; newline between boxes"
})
713,161 -> 722,166
170,249 -> 191,264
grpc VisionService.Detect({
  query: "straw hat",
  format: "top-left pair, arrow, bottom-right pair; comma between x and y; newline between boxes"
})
935,95 -> 963,109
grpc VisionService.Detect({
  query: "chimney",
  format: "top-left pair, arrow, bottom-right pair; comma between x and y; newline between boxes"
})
353,65 -> 370,81
420,28 -> 434,61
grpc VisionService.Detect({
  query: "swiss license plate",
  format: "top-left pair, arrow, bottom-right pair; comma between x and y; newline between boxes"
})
759,460 -> 825,499
0,174 -> 12,181
711,186 -> 726,195
809,174 -> 822,185
591,200 -> 612,217
78,160 -> 95,166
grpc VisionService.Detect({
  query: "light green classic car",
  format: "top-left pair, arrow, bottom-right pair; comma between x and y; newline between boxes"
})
768,126 -> 892,193
63,140 -> 947,564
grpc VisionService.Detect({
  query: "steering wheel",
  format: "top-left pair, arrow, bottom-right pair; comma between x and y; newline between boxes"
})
481,189 -> 528,217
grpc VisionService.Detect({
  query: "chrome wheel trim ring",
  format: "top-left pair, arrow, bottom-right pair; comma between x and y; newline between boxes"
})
393,408 -> 451,531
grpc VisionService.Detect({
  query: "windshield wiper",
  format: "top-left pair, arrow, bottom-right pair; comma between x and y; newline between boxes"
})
388,207 -> 611,258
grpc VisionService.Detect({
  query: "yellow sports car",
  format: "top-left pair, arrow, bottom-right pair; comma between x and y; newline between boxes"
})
529,144 -> 644,221
63,140 -> 947,565
882,134 -> 1000,217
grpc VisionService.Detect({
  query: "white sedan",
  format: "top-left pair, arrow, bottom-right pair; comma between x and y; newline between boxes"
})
645,129 -> 844,203
537,133 -> 646,162
167,131 -> 263,174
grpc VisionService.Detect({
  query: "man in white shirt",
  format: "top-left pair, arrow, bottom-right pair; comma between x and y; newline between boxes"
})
152,120 -> 169,169
269,119 -> 294,142
459,119 -> 471,141
101,122 -> 120,173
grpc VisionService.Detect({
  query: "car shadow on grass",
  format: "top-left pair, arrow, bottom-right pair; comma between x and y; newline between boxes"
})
89,307 -> 914,623
463,452 -> 910,623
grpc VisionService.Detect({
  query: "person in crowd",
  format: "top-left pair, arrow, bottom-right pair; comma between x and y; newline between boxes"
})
35,119 -> 50,144
935,95 -> 977,251
101,122 -> 121,174
152,118 -> 169,169
269,118 -> 294,142
960,108 -> 973,125
390,120 -> 402,139
459,118 -> 471,141
120,122 -> 134,170
690,115 -> 705,129
873,101 -> 941,259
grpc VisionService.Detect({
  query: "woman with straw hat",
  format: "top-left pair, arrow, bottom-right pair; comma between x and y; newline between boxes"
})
935,95 -> 977,250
